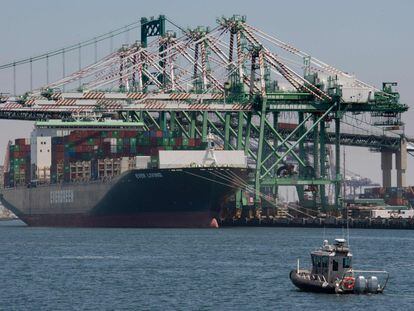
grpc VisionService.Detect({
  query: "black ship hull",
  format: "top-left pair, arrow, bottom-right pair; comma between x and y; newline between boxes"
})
289,271 -> 336,293
1,167 -> 250,228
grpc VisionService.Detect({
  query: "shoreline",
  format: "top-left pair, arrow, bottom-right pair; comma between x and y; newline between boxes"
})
220,217 -> 414,230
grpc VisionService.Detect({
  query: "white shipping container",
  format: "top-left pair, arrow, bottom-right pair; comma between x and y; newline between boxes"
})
120,157 -> 130,173
37,167 -> 51,182
370,210 -> 390,218
400,210 -> 414,218
158,150 -> 247,169
31,136 -> 52,170
135,156 -> 151,169
371,209 -> 414,219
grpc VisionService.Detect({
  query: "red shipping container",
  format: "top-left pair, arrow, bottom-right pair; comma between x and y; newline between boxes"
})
85,131 -> 99,137
277,123 -> 298,131
121,131 -> 135,138
13,151 -> 29,158
53,156 -> 64,163
102,142 -> 111,152
387,197 -> 405,206
20,145 -> 31,152
15,138 -> 27,146
137,146 -> 151,155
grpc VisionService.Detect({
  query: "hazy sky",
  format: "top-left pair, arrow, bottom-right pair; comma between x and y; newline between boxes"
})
0,0 -> 413,185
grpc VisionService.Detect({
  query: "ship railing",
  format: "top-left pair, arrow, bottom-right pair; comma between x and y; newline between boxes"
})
298,272 -> 326,283
298,273 -> 311,280
318,275 -> 327,283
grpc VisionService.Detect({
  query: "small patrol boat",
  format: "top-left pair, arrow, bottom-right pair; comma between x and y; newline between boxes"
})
289,238 -> 389,294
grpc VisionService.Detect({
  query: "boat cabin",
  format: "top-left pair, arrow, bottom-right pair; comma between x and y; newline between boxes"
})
310,239 -> 352,283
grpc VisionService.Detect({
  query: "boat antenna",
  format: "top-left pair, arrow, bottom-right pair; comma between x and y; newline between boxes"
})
323,225 -> 326,241
347,200 -> 350,246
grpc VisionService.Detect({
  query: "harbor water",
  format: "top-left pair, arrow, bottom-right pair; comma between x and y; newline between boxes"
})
0,220 -> 413,310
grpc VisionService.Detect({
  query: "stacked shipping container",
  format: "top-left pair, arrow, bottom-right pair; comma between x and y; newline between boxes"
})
4,139 -> 30,187
5,129 -> 205,186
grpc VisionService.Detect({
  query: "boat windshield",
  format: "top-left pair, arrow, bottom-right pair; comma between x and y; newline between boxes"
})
333,259 -> 338,271
311,255 -> 320,267
343,257 -> 352,268
311,255 -> 329,271
322,256 -> 328,268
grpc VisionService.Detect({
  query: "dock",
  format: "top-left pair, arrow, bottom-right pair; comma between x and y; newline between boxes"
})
220,217 -> 414,230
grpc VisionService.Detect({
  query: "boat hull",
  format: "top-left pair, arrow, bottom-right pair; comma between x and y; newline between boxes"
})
1,167 -> 249,228
289,270 -> 336,293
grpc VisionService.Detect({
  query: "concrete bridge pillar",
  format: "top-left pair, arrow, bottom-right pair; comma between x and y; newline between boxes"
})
396,139 -> 407,188
381,151 -> 393,188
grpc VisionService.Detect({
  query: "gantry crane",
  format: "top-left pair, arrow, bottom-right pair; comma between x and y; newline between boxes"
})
0,15 -> 408,217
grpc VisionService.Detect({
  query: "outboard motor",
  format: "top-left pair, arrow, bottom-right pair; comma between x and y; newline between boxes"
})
366,276 -> 379,293
354,276 -> 367,293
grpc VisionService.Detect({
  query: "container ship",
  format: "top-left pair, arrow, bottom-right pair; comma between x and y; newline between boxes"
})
0,120 -> 250,228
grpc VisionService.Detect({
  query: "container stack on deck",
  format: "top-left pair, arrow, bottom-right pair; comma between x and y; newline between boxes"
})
4,129 -> 205,186
4,139 -> 30,187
